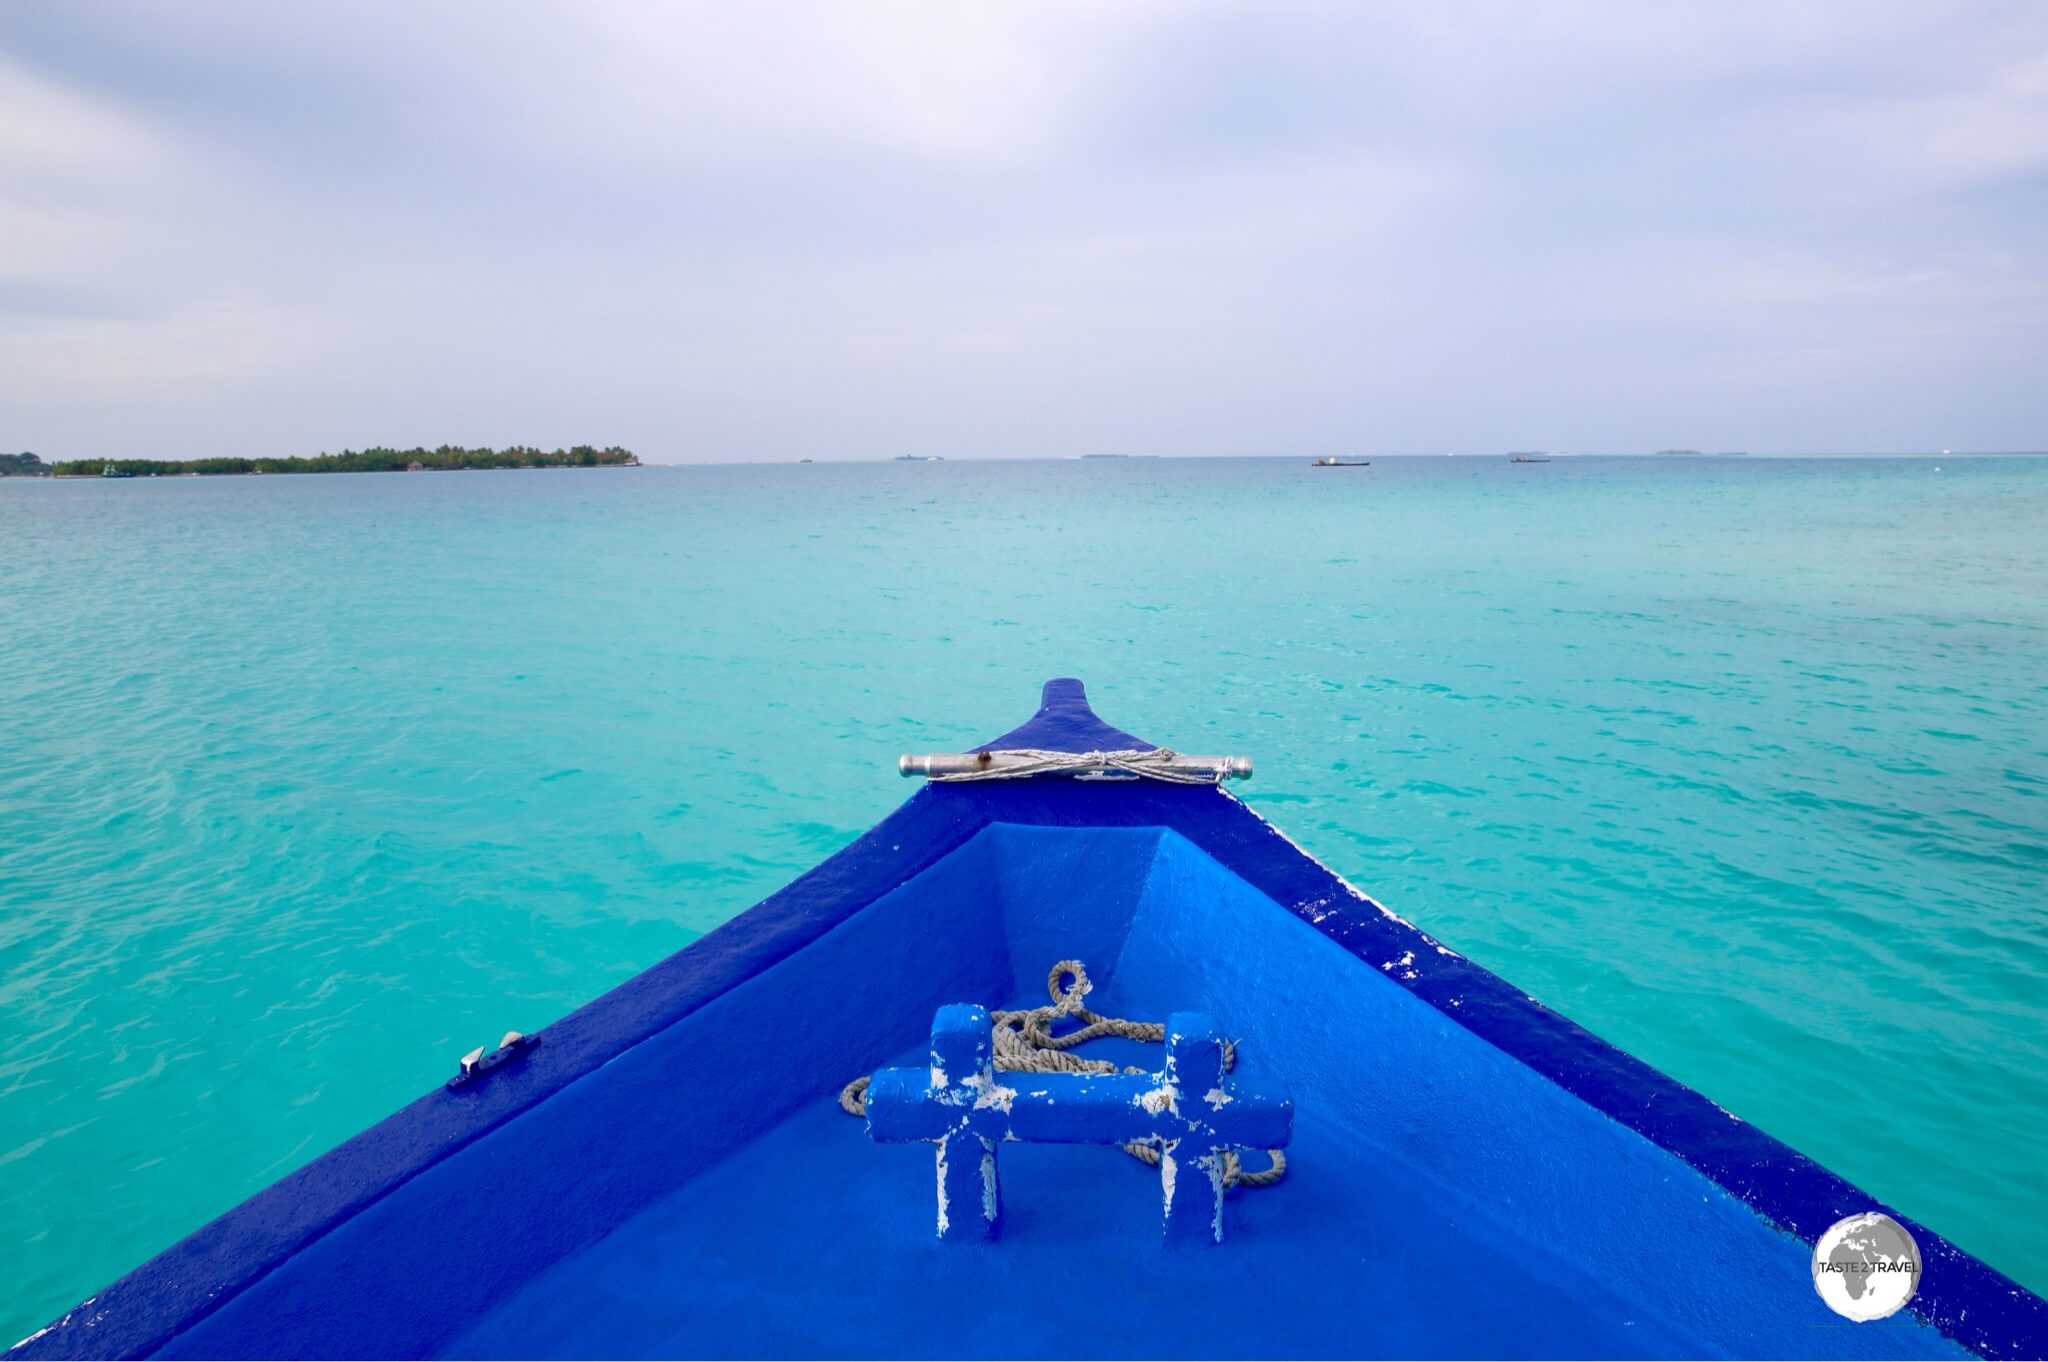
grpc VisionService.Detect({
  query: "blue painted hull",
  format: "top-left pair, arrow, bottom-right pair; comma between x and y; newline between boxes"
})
11,682 -> 2044,1360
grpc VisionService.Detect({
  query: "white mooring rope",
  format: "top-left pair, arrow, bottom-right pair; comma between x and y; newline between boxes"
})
838,960 -> 1286,1190
928,748 -> 1226,784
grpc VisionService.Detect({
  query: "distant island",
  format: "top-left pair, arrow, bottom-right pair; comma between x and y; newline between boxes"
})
49,445 -> 639,478
0,452 -> 50,476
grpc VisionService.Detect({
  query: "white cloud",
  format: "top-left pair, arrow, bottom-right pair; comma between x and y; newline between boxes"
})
560,2 -> 1145,166
1819,47 -> 2048,193
0,0 -> 2042,456
0,52 -> 160,176
0,53 -> 176,286
0,299 -> 329,405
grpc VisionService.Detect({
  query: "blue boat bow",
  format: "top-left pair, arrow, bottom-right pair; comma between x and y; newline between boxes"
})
11,680 -> 2044,1360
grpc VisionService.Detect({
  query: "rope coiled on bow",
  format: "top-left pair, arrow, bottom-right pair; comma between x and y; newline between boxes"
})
838,960 -> 1286,1190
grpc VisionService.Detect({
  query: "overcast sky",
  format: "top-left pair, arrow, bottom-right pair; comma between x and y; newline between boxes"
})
3,2 -> 2044,461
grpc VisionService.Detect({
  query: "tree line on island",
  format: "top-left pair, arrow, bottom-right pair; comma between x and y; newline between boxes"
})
43,445 -> 639,477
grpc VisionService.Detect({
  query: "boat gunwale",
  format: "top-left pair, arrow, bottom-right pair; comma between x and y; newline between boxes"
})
11,679 -> 2043,1360
8,793 -> 995,1360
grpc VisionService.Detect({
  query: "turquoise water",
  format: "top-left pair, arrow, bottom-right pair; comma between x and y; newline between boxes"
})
1,456 -> 2043,1340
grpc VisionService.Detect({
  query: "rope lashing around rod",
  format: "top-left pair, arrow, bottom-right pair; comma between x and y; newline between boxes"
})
902,748 -> 1250,784
839,960 -> 1287,1191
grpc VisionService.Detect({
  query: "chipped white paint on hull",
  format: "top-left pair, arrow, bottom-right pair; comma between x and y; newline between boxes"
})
1228,788 -> 1462,958
1207,1155 -> 1224,1243
967,1074 -> 1017,1113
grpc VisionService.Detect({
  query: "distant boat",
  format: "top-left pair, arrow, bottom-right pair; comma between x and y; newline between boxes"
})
1509,454 -> 1550,463
100,463 -> 134,479
1311,458 -> 1369,467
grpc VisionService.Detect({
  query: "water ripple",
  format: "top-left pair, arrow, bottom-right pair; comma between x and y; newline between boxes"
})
2,456 -> 2045,1338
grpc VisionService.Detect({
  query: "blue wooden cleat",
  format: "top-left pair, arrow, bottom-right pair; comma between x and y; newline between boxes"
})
864,1005 -> 1292,1244
863,1004 -> 1004,1241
